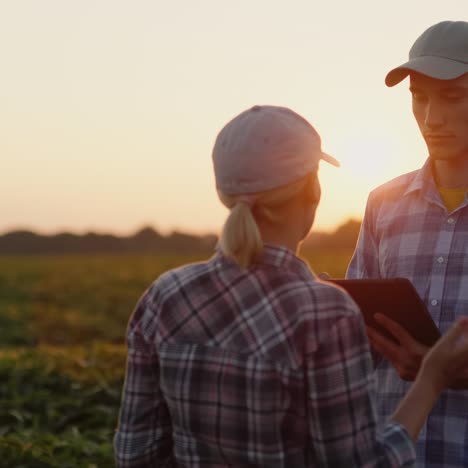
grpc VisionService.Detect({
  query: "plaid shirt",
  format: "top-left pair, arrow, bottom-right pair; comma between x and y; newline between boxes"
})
347,158 -> 468,468
114,245 -> 415,467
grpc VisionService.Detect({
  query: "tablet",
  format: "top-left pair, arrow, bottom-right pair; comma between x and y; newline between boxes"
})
327,277 -> 441,346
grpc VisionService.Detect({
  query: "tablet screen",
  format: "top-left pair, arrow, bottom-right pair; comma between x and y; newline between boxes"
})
326,277 -> 441,347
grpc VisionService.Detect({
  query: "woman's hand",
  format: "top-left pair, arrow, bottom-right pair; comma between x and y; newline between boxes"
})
391,317 -> 468,441
419,317 -> 468,392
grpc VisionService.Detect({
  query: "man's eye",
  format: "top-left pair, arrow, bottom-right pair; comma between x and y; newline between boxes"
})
443,94 -> 462,102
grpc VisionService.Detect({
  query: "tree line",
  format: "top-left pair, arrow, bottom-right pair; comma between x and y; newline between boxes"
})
0,219 -> 361,255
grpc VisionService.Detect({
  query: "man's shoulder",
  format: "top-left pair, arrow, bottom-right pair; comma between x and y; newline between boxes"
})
370,168 -> 420,198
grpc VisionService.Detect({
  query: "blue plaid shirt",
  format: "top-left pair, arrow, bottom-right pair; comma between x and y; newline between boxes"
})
114,245 -> 415,467
347,158 -> 468,467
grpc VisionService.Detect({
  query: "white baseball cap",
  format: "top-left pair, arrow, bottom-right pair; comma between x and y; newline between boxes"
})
385,20 -> 468,87
212,105 -> 339,194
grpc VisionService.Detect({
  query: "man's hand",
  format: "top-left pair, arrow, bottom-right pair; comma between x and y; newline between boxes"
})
448,368 -> 468,389
366,313 -> 428,381
368,313 -> 468,389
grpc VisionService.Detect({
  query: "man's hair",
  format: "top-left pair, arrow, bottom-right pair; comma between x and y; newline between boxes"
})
217,172 -> 317,268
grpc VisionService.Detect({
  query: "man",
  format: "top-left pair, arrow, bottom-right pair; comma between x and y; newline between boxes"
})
347,20 -> 468,467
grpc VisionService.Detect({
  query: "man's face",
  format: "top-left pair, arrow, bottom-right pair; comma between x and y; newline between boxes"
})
410,72 -> 468,161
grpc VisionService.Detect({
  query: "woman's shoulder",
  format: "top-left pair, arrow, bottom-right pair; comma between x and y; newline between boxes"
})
296,277 -> 359,312
265,274 -> 362,335
152,259 -> 212,294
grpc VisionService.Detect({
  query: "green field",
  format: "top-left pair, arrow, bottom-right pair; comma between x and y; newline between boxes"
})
0,249 -> 353,467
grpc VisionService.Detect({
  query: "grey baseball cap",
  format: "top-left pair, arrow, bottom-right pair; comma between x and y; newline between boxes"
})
212,105 -> 339,194
385,20 -> 468,87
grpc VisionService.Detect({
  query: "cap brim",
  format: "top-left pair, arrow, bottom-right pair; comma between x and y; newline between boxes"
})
321,152 -> 340,167
385,56 -> 468,87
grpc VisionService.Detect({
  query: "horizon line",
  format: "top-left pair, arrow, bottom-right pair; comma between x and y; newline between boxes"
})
0,217 -> 362,238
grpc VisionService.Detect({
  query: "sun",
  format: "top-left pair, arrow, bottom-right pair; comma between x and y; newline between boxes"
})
333,129 -> 403,185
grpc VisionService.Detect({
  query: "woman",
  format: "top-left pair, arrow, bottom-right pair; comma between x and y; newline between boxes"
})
114,105 -> 468,467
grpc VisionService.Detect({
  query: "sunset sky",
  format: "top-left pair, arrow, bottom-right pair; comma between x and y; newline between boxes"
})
1,1 -> 466,236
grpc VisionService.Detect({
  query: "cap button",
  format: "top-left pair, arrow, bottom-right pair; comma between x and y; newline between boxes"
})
251,105 -> 262,111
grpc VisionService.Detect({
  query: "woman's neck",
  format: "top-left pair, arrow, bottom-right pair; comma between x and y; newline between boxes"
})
258,227 -> 300,254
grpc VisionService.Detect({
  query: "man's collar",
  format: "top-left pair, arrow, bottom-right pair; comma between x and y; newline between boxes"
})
403,157 -> 437,197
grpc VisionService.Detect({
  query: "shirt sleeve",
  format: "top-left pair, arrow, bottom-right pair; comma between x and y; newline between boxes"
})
114,292 -> 176,468
305,307 -> 416,467
346,193 -> 382,279
346,193 -> 385,367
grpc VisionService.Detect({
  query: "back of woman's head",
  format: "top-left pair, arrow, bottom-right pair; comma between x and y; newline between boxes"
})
217,173 -> 317,267
212,105 -> 339,268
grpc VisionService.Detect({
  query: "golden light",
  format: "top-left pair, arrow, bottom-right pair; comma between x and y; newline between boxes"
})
336,129 -> 401,184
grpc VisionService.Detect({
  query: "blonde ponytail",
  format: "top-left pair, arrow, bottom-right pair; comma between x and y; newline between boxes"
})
217,171 -> 318,268
217,196 -> 263,268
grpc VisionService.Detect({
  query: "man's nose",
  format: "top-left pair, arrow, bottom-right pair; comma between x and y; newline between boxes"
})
424,101 -> 445,129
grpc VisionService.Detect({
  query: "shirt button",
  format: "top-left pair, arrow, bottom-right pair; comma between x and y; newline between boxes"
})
431,299 -> 438,306
447,217 -> 455,224
437,256 -> 444,263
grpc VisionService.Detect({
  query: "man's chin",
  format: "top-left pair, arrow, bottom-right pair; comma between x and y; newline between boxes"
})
428,151 -> 468,166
